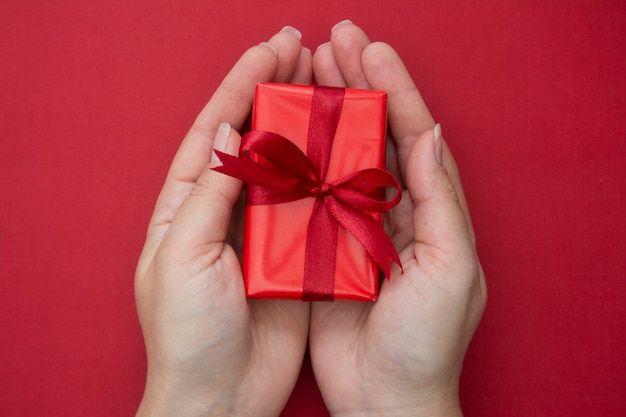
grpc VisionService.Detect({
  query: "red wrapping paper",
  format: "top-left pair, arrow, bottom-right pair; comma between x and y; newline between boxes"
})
242,83 -> 389,301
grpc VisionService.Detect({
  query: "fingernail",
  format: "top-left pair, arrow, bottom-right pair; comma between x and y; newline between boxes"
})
259,41 -> 278,55
211,122 -> 231,163
302,46 -> 311,54
434,123 -> 443,165
332,19 -> 353,32
316,41 -> 331,51
280,25 -> 302,40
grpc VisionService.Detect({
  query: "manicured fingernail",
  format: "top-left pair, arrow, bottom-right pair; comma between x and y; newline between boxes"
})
259,41 -> 278,55
211,122 -> 231,163
332,19 -> 353,32
280,25 -> 302,40
302,46 -> 311,54
434,123 -> 443,165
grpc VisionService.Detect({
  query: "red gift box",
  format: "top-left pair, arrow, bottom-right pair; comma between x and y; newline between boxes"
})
216,83 -> 400,301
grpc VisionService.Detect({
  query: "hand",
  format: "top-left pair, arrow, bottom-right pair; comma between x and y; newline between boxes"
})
134,27 -> 312,417
308,21 -> 487,417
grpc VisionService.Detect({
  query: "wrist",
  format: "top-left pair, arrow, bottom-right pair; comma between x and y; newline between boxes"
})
330,403 -> 462,417
328,384 -> 462,417
330,404 -> 462,417
135,367 -> 231,417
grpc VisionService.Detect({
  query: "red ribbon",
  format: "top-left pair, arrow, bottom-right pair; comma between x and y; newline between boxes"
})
213,86 -> 402,301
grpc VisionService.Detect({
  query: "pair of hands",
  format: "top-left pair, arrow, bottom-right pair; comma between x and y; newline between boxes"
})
135,21 -> 486,417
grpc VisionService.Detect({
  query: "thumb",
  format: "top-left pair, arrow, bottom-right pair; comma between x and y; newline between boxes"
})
164,122 -> 243,252
405,125 -> 474,258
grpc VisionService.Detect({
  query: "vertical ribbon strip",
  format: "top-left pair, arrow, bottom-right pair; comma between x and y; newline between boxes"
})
213,86 -> 402,300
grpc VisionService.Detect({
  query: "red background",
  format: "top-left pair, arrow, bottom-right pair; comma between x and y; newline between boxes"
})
1,1 -> 624,416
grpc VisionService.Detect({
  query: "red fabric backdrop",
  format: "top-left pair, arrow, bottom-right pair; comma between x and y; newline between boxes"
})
1,1 -> 624,416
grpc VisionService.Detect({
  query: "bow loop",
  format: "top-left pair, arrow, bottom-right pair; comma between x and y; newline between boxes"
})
330,168 -> 402,212
241,130 -> 320,182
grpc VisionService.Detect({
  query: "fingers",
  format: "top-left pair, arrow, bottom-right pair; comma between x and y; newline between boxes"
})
312,42 -> 345,87
139,28 -> 306,271
328,20 -> 371,89
312,21 -> 475,245
174,43 -> 281,185
312,20 -> 371,89
361,42 -> 435,178
360,40 -> 476,243
291,47 -> 313,85
170,29 -> 303,193
267,26 -> 305,83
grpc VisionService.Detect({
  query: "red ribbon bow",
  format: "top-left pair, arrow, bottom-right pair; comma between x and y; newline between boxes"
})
213,86 -> 402,301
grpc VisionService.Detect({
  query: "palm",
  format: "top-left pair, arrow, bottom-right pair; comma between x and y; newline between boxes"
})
139,222 -> 310,415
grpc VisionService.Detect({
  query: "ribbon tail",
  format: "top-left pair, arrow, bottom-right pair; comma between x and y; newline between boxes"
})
212,149 -> 272,184
331,168 -> 402,212
326,196 -> 402,279
242,130 -> 319,179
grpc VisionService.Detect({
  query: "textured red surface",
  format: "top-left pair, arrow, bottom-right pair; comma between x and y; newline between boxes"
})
1,1 -> 624,416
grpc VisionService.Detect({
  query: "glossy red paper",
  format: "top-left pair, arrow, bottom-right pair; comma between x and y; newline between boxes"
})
243,83 -> 388,301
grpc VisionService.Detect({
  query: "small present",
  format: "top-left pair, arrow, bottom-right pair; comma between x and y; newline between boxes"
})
214,83 -> 401,301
